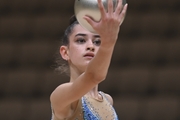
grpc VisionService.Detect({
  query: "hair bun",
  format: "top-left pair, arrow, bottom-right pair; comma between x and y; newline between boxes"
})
69,15 -> 77,25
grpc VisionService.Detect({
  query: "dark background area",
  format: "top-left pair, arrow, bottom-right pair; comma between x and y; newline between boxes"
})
0,0 -> 180,120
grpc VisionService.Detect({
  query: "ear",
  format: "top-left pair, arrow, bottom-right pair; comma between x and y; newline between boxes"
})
60,45 -> 69,61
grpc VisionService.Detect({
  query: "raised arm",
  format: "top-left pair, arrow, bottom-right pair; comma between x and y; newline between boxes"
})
84,0 -> 127,79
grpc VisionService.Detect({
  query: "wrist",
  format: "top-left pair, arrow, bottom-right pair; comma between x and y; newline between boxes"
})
100,42 -> 116,51
100,38 -> 117,48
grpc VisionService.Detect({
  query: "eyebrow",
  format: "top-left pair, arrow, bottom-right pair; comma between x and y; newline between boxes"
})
75,33 -> 100,38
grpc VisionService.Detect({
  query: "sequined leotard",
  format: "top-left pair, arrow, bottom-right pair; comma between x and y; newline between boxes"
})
51,91 -> 119,120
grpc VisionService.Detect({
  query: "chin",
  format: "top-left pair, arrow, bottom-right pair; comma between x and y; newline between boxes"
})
82,61 -> 90,69
85,60 -> 91,65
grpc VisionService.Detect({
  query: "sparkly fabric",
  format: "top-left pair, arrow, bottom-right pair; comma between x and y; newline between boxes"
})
51,91 -> 119,120
82,97 -> 98,119
82,91 -> 119,120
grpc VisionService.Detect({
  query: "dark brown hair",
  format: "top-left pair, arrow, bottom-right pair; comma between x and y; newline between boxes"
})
62,15 -> 79,45
54,15 -> 79,75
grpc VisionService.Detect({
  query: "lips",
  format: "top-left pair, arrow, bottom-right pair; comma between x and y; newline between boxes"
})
84,53 -> 94,58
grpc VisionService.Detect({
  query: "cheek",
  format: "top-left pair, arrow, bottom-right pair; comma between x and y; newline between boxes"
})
69,46 -> 84,58
95,46 -> 100,53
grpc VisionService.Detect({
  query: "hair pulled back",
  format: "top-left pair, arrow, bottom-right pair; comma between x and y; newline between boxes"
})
54,15 -> 79,75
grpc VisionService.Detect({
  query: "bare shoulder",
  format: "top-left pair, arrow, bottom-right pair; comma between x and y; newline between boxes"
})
50,83 -> 73,119
50,82 -> 72,102
104,93 -> 114,105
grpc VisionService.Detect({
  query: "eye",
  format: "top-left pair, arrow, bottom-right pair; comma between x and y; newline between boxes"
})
76,38 -> 86,44
93,39 -> 101,46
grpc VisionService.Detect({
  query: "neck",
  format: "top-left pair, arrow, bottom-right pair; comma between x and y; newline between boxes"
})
87,86 -> 103,102
69,65 -> 82,82
87,86 -> 99,96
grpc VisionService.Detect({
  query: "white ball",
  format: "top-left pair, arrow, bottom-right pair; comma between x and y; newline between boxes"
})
74,0 -> 126,33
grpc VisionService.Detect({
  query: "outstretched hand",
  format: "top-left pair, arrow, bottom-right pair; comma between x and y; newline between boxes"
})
84,0 -> 128,45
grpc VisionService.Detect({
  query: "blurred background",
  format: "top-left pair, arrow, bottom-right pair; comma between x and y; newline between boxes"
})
0,0 -> 180,120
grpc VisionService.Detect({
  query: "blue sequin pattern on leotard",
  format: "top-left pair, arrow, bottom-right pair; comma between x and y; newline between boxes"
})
82,97 -> 98,120
81,92 -> 119,120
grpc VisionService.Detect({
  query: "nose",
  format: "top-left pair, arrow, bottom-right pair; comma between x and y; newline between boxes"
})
87,47 -> 94,51
86,41 -> 95,52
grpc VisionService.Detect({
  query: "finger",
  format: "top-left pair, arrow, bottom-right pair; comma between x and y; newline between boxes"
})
97,0 -> 106,18
83,15 -> 97,28
108,0 -> 113,14
115,0 -> 123,15
119,4 -> 128,25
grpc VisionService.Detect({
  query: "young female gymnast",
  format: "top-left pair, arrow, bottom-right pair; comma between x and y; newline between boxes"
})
50,0 -> 128,119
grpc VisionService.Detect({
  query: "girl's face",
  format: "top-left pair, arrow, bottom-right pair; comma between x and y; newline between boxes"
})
61,24 -> 101,73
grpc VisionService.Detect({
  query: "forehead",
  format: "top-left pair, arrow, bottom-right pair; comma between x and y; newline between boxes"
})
71,24 -> 99,37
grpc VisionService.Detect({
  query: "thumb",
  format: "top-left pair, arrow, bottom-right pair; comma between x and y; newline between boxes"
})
83,15 -> 97,28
